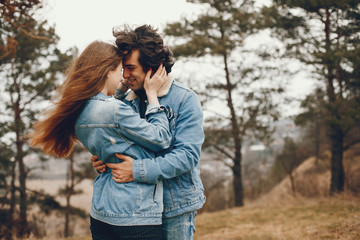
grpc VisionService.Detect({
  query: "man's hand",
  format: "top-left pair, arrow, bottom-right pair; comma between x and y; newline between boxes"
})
91,155 -> 106,173
106,153 -> 134,183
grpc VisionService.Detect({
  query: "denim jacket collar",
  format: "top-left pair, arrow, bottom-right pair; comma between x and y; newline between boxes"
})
90,92 -> 113,101
125,75 -> 173,101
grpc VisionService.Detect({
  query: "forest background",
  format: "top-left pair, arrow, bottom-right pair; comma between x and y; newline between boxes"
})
0,0 -> 359,239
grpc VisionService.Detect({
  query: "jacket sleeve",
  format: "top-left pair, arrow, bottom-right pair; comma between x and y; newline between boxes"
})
132,91 -> 204,184
115,101 -> 172,152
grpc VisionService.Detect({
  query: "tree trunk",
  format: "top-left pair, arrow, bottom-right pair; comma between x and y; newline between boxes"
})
16,137 -> 28,237
64,152 -> 75,237
218,19 -> 244,207
223,52 -> 244,206
64,197 -> 70,237
289,172 -> 296,197
6,160 -> 16,240
314,117 -> 320,166
323,8 -> 345,195
17,155 -> 28,237
232,150 -> 244,206
13,86 -> 28,237
329,123 -> 345,194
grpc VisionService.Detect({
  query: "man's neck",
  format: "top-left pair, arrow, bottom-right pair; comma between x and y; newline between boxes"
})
134,88 -> 147,100
134,88 -> 147,118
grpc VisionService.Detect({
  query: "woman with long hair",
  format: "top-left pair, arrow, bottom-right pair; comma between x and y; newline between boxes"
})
29,40 -> 171,239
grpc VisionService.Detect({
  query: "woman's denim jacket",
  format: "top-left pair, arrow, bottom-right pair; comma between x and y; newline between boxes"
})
75,92 -> 172,226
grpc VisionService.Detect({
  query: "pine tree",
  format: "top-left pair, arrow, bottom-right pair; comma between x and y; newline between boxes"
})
0,1 -> 74,237
263,0 -> 360,194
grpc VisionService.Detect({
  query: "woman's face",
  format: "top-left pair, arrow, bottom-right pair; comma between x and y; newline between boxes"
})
105,62 -> 123,96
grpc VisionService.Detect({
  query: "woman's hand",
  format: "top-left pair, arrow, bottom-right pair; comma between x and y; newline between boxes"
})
144,64 -> 167,100
91,155 -> 106,173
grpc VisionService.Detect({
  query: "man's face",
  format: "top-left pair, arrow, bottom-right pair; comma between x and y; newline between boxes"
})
123,50 -> 146,91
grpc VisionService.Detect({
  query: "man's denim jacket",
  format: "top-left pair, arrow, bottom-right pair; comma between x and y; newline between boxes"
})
119,76 -> 206,218
75,92 -> 172,226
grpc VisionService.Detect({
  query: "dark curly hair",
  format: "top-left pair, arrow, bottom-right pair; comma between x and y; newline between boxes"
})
113,24 -> 174,74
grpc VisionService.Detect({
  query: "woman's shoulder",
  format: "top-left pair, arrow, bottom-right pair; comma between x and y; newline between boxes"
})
86,97 -> 138,125
90,96 -> 127,112
77,94 -> 128,125
80,96 -> 125,121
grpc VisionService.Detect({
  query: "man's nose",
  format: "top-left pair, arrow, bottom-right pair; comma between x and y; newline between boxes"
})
123,69 -> 130,78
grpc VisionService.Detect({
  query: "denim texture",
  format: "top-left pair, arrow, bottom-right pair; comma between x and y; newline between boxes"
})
75,92 -> 172,226
162,211 -> 197,240
120,77 -> 206,218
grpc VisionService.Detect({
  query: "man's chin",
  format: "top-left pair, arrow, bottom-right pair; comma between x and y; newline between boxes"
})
130,85 -> 144,91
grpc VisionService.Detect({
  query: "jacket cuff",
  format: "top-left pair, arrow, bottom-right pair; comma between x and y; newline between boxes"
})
133,159 -> 146,182
145,104 -> 166,115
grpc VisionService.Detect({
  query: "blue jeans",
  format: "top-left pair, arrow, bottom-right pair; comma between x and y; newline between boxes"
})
162,211 -> 197,240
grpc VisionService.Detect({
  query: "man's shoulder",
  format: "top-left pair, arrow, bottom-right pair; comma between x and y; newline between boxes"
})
170,80 -> 197,96
163,80 -> 201,112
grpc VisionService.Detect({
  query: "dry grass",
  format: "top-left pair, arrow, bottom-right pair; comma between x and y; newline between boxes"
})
19,193 -> 360,240
23,194 -> 359,240
195,194 -> 360,240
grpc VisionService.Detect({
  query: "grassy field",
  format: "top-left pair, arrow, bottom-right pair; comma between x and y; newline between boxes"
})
195,195 -> 360,240
49,195 -> 360,240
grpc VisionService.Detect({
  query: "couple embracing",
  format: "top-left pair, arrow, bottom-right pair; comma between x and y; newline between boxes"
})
29,24 -> 206,240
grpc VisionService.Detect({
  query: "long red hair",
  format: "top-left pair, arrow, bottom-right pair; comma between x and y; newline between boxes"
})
28,41 -> 122,157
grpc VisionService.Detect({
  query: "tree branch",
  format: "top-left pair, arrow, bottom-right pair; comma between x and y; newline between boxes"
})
4,15 -> 54,42
22,93 -> 41,108
204,108 -> 228,118
343,138 -> 360,151
212,145 -> 234,162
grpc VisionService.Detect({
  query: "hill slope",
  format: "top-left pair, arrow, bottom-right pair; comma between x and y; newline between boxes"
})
195,194 -> 360,240
195,150 -> 360,239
